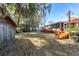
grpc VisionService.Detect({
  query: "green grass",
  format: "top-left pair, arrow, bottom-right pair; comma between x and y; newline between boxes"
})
65,27 -> 79,32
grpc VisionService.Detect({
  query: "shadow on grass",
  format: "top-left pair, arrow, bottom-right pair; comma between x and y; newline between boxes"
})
38,37 -> 79,56
0,39 -> 38,56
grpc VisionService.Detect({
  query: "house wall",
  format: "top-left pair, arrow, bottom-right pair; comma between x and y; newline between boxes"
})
50,22 -> 64,29
64,22 -> 79,32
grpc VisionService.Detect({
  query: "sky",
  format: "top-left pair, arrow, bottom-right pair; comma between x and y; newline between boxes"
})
45,3 -> 79,25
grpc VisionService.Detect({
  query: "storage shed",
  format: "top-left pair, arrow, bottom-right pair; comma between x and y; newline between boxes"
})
0,15 -> 16,48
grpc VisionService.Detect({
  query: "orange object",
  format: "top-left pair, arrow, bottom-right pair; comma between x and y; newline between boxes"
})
42,27 -> 69,39
56,31 -> 69,39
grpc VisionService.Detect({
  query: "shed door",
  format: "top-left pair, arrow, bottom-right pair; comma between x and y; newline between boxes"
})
12,27 -> 15,40
3,23 -> 7,44
7,25 -> 10,41
10,27 -> 12,40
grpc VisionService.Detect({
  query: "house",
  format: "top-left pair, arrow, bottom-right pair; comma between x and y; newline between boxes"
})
41,18 -> 79,33
50,22 -> 64,29
44,18 -> 79,31
64,18 -> 79,31
0,15 -> 16,48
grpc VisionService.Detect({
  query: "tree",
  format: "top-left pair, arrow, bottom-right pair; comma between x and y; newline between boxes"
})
37,3 -> 52,28
0,3 -> 52,32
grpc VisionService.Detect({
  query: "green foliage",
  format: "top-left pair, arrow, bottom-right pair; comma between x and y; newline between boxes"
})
0,3 -> 52,32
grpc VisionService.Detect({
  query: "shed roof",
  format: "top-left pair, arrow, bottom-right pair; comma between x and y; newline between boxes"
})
0,15 -> 17,27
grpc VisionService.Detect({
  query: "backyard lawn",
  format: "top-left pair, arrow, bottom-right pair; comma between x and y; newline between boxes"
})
0,32 -> 79,56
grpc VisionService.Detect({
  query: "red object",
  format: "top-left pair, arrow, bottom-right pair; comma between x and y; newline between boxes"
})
41,27 -> 54,33
64,18 -> 79,24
